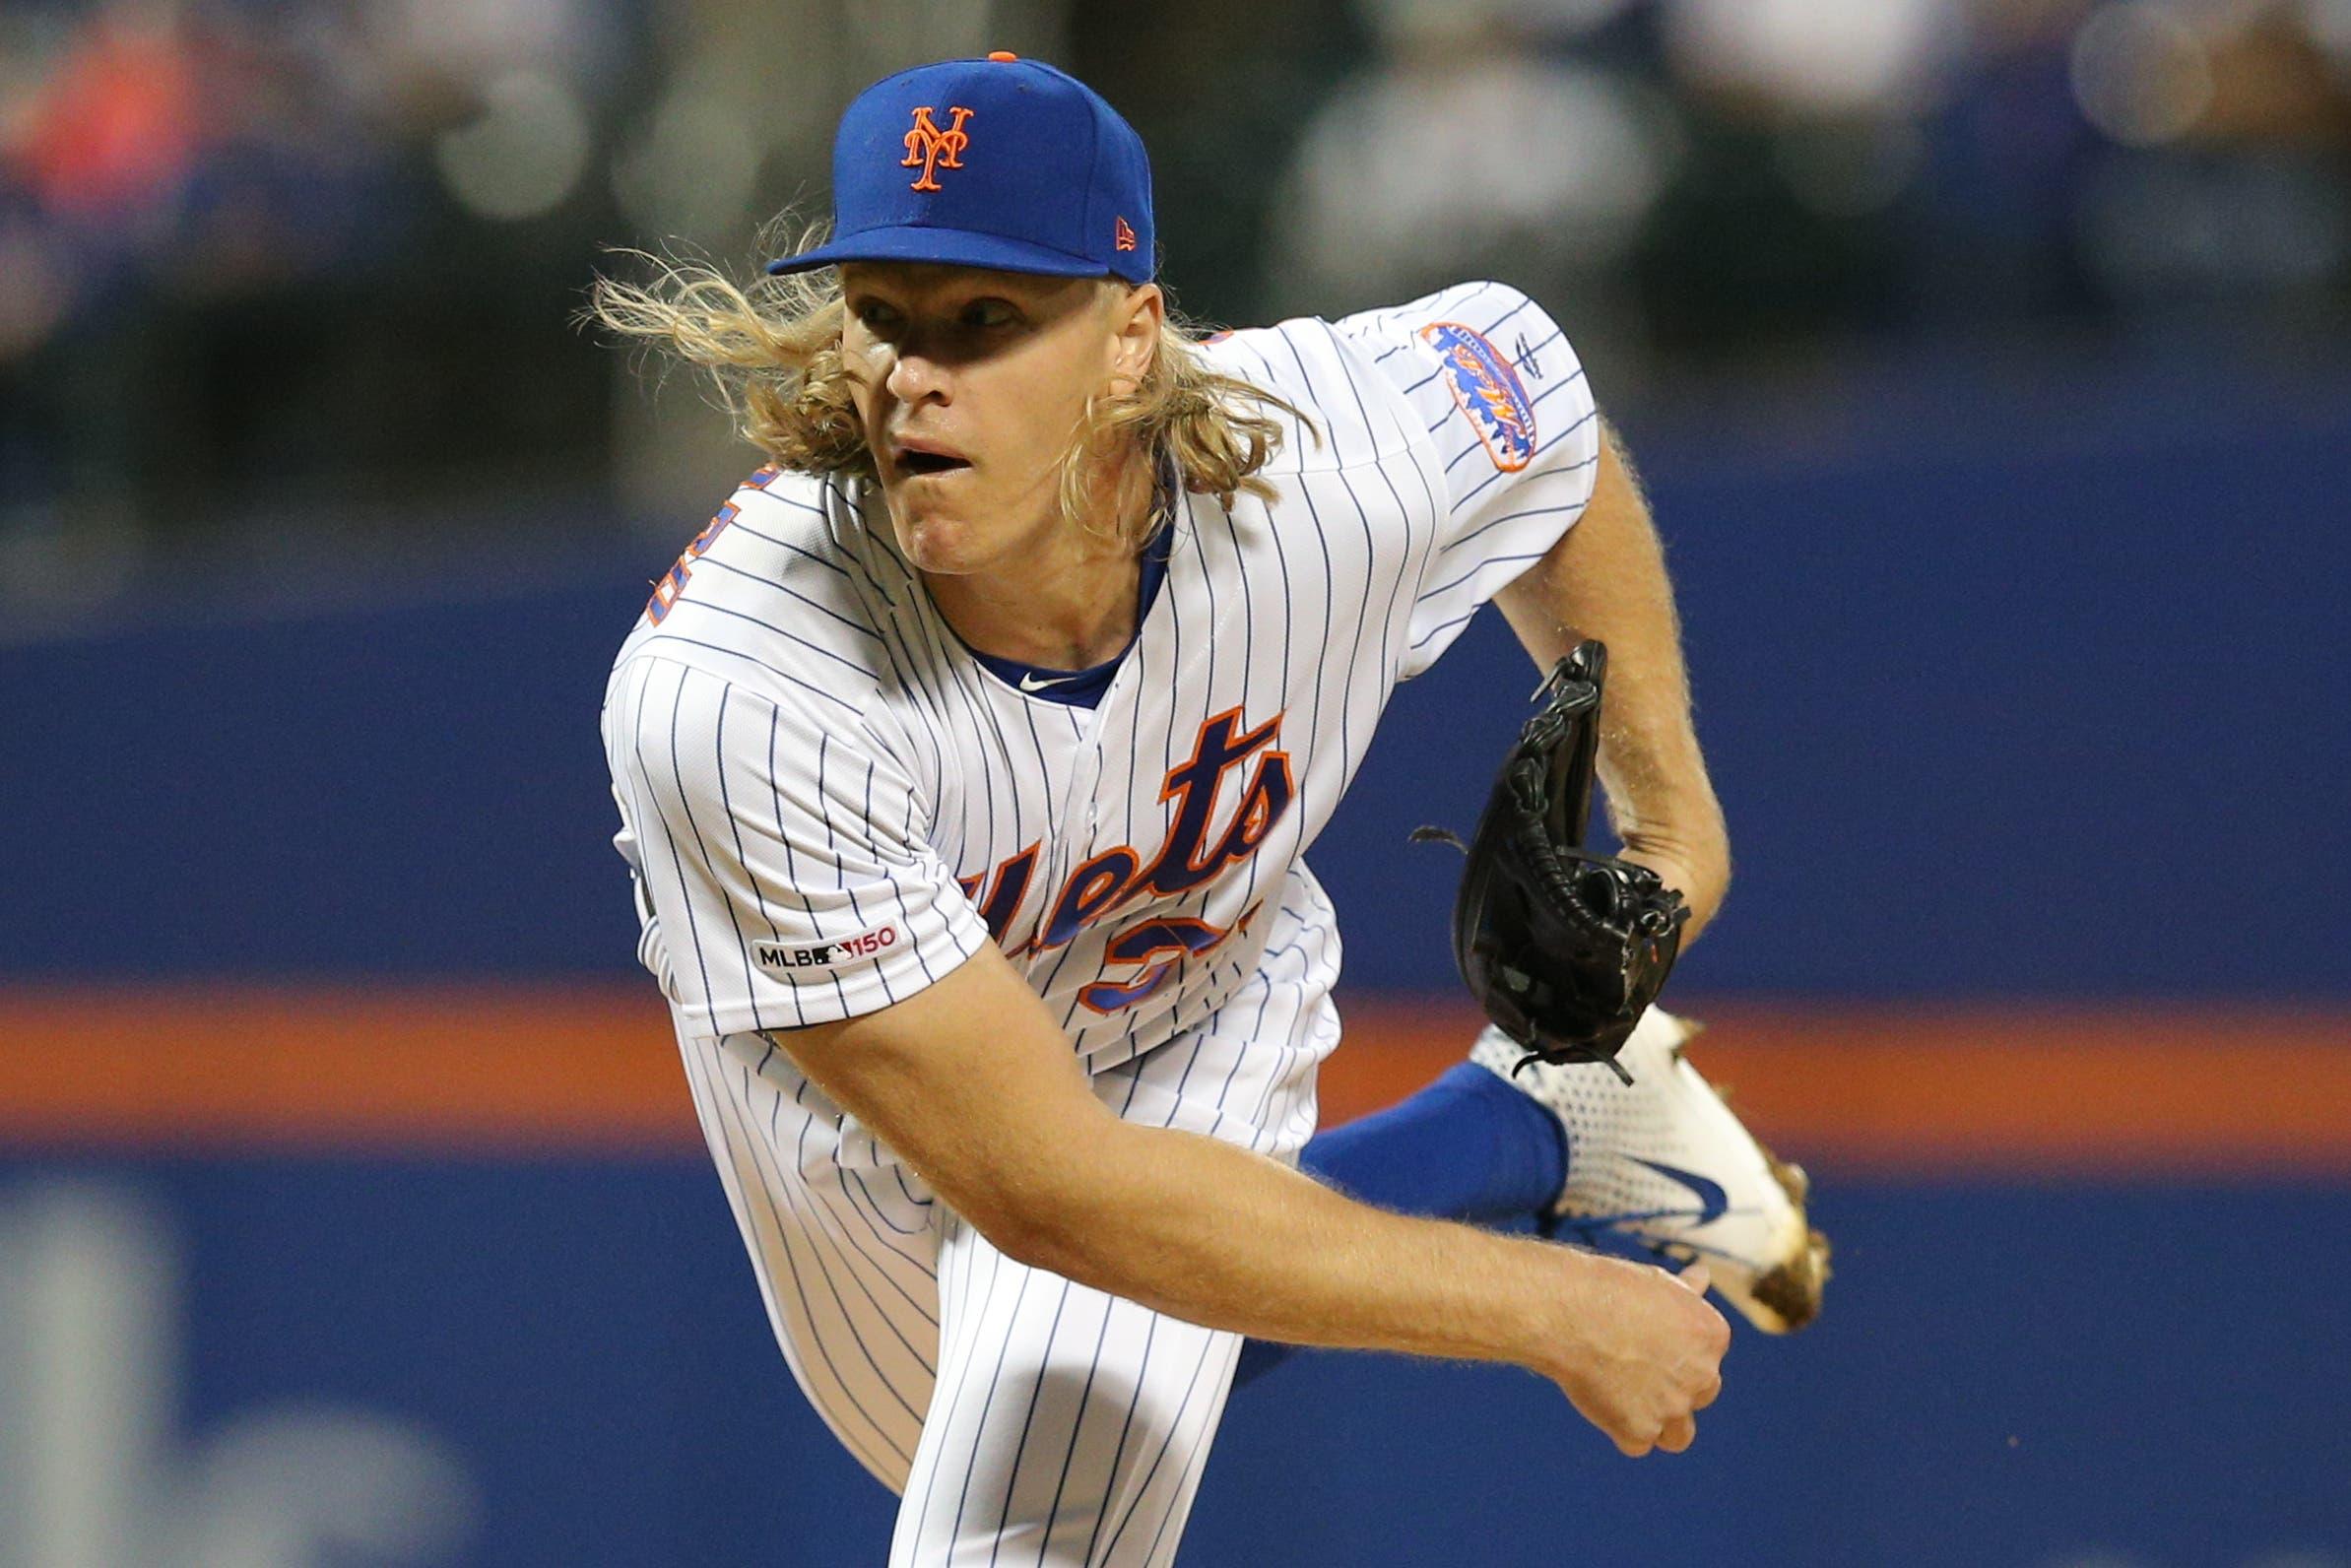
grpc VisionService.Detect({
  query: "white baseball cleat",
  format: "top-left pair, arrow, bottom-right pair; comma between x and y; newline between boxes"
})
1472,1008 -> 1831,1333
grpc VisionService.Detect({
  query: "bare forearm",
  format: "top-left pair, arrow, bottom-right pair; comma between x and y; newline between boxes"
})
1496,425 -> 1730,934
758,946 -> 1727,1457
997,1109 -> 1729,1460
1013,1118 -> 1580,1373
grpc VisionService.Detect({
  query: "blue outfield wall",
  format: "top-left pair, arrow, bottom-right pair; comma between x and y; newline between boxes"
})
4,356 -> 2349,997
0,1156 -> 2343,1568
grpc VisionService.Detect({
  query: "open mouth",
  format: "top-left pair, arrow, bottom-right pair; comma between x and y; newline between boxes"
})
896,449 -> 970,478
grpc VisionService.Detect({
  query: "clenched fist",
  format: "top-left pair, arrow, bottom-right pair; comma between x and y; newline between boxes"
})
1547,1253 -> 1731,1457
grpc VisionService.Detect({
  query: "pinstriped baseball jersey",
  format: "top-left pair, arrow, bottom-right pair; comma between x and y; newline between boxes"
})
605,280 -> 1600,1106
603,278 -> 1601,1564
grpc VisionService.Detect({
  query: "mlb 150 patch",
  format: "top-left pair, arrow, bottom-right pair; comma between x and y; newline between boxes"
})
753,923 -> 900,973
1421,321 -> 1537,473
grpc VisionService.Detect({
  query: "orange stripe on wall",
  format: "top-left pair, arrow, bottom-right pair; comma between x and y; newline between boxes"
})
1,986 -> 2346,1173
0,985 -> 687,1155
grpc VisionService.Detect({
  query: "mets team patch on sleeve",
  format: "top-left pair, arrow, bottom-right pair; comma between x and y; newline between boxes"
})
752,923 -> 901,974
1421,321 -> 1537,472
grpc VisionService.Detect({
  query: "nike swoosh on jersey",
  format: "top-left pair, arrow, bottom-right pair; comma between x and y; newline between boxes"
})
1018,671 -> 1076,692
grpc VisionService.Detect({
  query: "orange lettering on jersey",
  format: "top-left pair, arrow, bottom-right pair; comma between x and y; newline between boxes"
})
1016,708 -> 1294,953
901,105 -> 974,192
1114,216 -> 1138,253
1138,708 -> 1292,898
1078,907 -> 1259,1014
1043,847 -> 1143,947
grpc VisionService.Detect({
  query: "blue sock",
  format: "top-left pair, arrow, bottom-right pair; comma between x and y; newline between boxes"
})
1230,1062 -> 1567,1390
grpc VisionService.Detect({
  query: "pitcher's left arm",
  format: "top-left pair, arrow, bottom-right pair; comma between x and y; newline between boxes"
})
1493,421 -> 1731,942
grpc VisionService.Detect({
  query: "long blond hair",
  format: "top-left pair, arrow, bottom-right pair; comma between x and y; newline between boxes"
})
588,222 -> 1310,550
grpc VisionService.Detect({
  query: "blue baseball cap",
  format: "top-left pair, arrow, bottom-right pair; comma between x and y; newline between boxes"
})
767,53 -> 1155,285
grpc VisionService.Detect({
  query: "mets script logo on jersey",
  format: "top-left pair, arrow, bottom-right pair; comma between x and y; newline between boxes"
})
752,923 -> 900,974
1421,321 -> 1536,473
959,707 -> 1294,1013
901,105 -> 973,191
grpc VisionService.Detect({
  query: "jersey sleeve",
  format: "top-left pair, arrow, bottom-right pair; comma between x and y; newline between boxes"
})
1336,281 -> 1603,678
603,653 -> 991,1036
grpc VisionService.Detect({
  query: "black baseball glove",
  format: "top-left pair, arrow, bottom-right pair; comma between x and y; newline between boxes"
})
1416,641 -> 1688,1083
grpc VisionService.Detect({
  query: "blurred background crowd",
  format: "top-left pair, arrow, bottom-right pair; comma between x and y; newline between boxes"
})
4,0 -> 2349,619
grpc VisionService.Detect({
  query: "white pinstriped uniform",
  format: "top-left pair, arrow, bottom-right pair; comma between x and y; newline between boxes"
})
604,281 -> 1600,1565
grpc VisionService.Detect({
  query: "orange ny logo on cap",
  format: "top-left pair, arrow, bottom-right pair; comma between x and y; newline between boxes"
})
901,105 -> 974,192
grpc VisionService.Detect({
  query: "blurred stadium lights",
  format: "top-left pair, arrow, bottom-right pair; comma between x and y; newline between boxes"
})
1274,54 -> 1675,302
611,86 -> 762,244
374,0 -> 604,96
2309,0 -> 2351,58
2059,0 -> 2351,305
432,71 -> 593,222
1358,0 -> 1639,36
2070,3 -> 2219,145
1660,0 -> 1971,117
1657,0 -> 1965,225
0,0 -> 2347,570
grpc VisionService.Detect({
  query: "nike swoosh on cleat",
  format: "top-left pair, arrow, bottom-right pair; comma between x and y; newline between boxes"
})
1627,1158 -> 1730,1225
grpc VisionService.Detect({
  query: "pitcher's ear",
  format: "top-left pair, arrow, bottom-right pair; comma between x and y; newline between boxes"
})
1109,281 -> 1164,384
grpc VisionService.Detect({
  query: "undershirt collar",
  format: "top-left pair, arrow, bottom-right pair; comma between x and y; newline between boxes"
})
968,519 -> 1174,708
